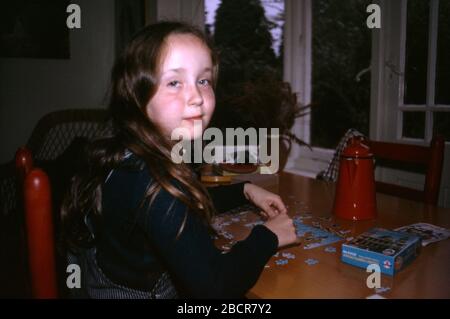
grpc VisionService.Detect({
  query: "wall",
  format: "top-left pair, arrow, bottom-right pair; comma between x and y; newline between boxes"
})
0,0 -> 115,163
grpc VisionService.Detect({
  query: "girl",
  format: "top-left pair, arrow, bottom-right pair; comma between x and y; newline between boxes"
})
62,21 -> 297,299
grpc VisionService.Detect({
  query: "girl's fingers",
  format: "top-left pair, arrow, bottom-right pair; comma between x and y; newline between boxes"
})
262,202 -> 280,218
270,197 -> 287,214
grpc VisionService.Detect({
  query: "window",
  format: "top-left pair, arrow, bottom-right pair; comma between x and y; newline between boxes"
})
204,0 -> 284,83
400,0 -> 450,142
205,0 -> 284,59
311,0 -> 372,149
204,0 -> 286,140
283,0 -> 374,176
286,0 -> 449,179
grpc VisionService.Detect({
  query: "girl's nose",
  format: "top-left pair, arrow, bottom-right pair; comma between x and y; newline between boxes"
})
187,84 -> 203,107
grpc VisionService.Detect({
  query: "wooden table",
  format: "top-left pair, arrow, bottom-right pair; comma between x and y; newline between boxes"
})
223,172 -> 450,299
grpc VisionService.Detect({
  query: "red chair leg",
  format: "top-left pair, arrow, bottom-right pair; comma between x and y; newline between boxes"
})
24,168 -> 58,298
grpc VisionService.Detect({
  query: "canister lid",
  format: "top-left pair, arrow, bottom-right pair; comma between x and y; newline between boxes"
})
342,137 -> 373,158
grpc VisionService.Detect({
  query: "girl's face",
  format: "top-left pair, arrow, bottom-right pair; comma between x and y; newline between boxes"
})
146,34 -> 215,140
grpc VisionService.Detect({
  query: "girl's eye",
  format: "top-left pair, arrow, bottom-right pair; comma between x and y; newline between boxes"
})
199,79 -> 211,86
167,80 -> 181,88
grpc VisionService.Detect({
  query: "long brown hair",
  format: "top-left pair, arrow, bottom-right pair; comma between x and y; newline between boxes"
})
61,21 -> 219,250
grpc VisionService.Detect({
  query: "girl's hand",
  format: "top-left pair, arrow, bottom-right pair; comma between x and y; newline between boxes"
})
243,183 -> 287,219
263,213 -> 298,248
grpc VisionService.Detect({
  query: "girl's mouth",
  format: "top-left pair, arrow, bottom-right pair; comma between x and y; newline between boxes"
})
184,115 -> 203,121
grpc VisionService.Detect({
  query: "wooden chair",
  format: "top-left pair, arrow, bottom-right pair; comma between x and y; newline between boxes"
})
0,108 -> 109,297
368,135 -> 445,205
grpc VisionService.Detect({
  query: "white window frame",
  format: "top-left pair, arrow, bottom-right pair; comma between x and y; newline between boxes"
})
393,0 -> 450,144
371,0 -> 400,143
355,0 -> 450,145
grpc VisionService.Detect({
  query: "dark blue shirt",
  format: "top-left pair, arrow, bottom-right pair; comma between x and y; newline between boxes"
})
94,153 -> 278,298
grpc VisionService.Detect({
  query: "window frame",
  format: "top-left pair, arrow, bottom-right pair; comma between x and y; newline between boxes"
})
397,0 -> 450,144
